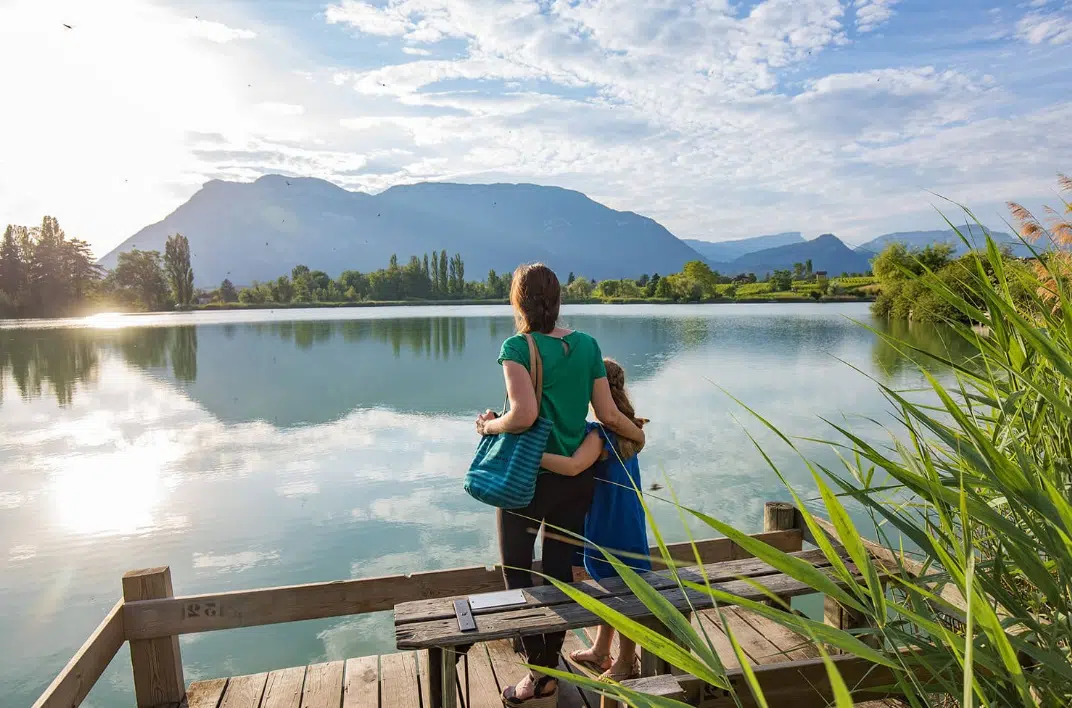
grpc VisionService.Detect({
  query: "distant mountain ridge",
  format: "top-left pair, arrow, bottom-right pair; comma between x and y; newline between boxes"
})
684,232 -> 803,262
99,176 -> 705,285
855,227 -> 1027,257
704,233 -> 874,277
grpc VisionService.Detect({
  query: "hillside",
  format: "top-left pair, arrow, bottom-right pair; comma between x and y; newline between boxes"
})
855,227 -> 1026,256
684,232 -> 803,262
99,176 -> 704,285
712,233 -> 874,277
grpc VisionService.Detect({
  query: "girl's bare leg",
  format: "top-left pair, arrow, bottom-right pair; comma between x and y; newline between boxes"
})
611,635 -> 638,675
569,624 -> 614,670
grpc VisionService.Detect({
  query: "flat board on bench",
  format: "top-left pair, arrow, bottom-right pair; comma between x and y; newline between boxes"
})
396,551 -> 865,650
396,548 -> 839,626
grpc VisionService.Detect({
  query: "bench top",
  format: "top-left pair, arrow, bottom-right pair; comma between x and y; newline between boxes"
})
394,547 -> 857,649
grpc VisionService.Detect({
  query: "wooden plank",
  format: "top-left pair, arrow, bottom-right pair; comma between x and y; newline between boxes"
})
186,678 -> 228,708
301,661 -> 344,708
395,548 -> 837,625
219,673 -> 269,708
718,608 -> 790,665
123,567 -> 185,708
122,531 -> 804,640
734,610 -> 818,662
262,667 -> 306,708
456,644 -> 501,708
380,652 -> 422,708
342,656 -> 378,708
561,631 -> 604,708
693,611 -> 741,671
31,599 -> 125,708
397,563 -> 870,649
485,638 -> 528,692
620,653 -> 915,708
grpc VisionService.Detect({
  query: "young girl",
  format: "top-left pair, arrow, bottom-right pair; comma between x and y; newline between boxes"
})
539,358 -> 651,682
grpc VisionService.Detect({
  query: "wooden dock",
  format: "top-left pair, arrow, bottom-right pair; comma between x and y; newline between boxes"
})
185,608 -> 902,708
32,502 -> 927,708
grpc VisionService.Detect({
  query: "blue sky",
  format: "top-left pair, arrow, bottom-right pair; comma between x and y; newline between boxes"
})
0,0 -> 1069,254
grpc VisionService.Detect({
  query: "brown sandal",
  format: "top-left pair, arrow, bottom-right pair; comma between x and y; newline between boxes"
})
598,656 -> 641,684
501,674 -> 558,706
567,648 -> 612,676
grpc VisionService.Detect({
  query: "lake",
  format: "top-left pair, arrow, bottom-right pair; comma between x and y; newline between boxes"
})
0,303 -> 967,706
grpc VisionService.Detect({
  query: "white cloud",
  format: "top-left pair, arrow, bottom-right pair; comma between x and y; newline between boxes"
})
257,102 -> 306,116
183,18 -> 257,43
325,0 -> 414,37
1016,8 -> 1072,44
402,46 -> 432,55
855,0 -> 900,32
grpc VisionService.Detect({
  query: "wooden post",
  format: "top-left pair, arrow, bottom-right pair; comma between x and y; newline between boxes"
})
123,567 -> 185,708
763,502 -> 797,608
824,597 -> 873,653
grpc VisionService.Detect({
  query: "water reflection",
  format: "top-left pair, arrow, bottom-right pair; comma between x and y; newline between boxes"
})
0,311 -> 978,417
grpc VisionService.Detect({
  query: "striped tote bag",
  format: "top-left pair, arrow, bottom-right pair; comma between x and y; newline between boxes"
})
465,334 -> 552,509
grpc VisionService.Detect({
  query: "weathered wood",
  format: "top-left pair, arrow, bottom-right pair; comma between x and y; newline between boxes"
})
301,661 -> 344,708
394,548 -> 837,625
621,653 -> 911,708
621,674 -> 686,699
397,563 -> 870,649
763,502 -> 797,534
185,678 -> 228,708
31,599 -> 125,708
122,531 -> 804,640
763,503 -> 798,607
379,652 -> 421,708
484,638 -> 528,694
262,666 -> 306,708
638,618 -> 675,677
692,611 -> 741,671
733,610 -> 817,662
455,643 -> 500,708
218,673 -> 268,708
122,567 -> 185,708
341,656 -> 378,708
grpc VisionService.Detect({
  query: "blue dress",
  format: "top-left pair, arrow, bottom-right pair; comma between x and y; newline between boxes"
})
578,422 -> 652,582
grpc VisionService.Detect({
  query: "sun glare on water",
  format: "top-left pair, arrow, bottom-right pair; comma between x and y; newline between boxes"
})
50,433 -> 181,536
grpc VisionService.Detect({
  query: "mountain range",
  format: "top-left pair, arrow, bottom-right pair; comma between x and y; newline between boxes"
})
100,175 -> 1022,286
100,176 -> 703,285
854,228 -> 1025,257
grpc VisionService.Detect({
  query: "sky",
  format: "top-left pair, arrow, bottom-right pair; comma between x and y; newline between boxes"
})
0,0 -> 1070,256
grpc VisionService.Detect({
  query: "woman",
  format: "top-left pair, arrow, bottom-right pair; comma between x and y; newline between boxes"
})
476,263 -> 646,706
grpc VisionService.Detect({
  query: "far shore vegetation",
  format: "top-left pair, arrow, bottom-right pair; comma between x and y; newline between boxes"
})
0,220 -> 878,319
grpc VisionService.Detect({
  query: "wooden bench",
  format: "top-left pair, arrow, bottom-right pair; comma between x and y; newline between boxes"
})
395,545 -> 866,708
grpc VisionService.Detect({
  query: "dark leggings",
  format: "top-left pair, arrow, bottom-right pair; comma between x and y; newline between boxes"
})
497,468 -> 596,669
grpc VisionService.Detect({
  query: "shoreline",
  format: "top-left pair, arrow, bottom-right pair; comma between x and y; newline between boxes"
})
188,295 -> 873,311
2,296 -> 877,321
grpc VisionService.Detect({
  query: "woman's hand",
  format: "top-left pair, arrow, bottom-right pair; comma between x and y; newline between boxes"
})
476,410 -> 498,436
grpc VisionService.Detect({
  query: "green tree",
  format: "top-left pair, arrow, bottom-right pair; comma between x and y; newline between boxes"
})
646,272 -> 660,297
431,251 -> 440,294
792,261 -> 805,279
0,225 -> 26,303
29,216 -> 67,314
271,276 -> 294,303
339,270 -> 368,300
402,255 -> 427,298
566,272 -> 575,286
769,269 -> 793,291
438,249 -> 448,295
164,233 -> 195,307
637,273 -> 649,288
63,238 -> 102,304
654,276 -> 672,298
110,249 -> 170,311
219,278 -> 238,303
805,258 -> 813,276
292,264 -> 310,281
566,276 -> 592,299
487,269 -> 500,298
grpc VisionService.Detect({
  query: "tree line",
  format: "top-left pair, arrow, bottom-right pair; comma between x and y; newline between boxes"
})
0,216 -> 195,317
227,251 -> 497,305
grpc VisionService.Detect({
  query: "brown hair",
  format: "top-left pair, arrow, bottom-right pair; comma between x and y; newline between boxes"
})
510,263 -> 560,334
603,358 -> 648,460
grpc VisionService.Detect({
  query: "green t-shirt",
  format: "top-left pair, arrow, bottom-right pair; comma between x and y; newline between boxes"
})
498,331 -> 607,457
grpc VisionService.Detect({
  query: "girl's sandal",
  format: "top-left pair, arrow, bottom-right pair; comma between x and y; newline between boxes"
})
598,657 -> 641,684
567,648 -> 612,676
501,674 -> 558,706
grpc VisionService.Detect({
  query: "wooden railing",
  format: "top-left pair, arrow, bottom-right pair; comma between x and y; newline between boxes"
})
30,522 -> 804,708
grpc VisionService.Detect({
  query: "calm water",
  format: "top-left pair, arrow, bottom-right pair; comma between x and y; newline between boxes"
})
0,304 -> 968,706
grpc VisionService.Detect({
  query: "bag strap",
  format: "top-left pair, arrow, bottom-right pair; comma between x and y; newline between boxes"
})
525,333 -> 544,415
499,334 -> 544,417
